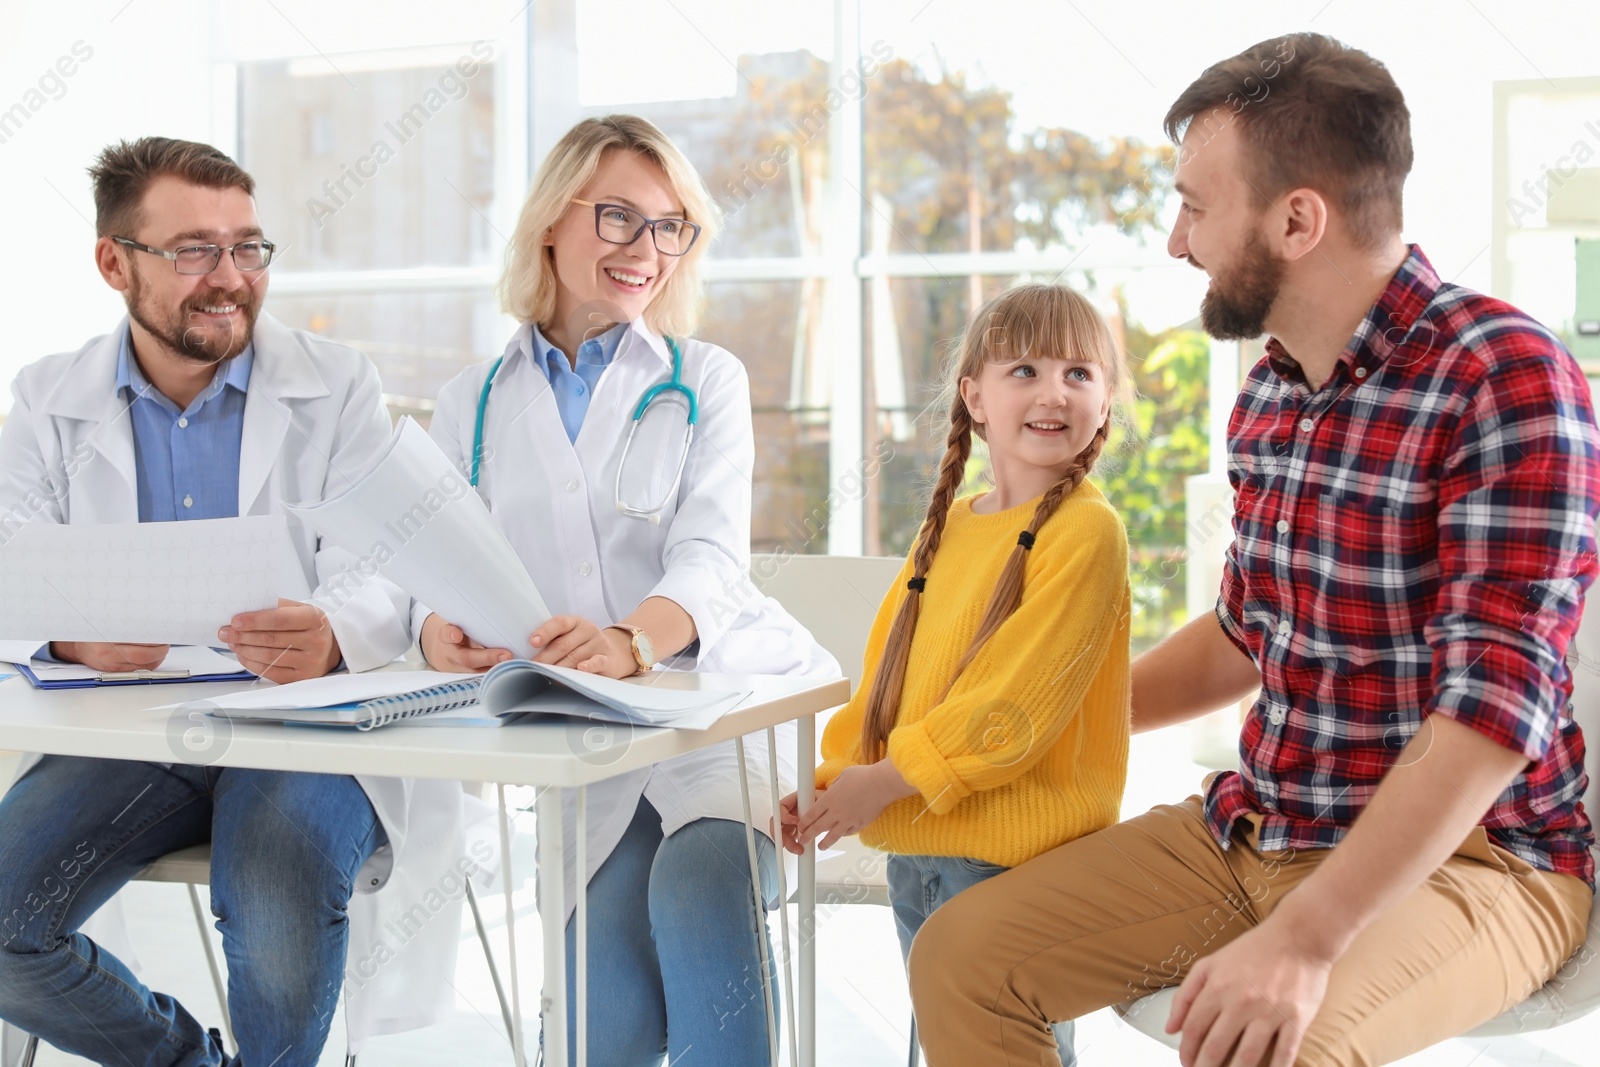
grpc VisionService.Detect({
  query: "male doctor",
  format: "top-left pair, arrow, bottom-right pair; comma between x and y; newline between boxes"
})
0,137 -> 466,1066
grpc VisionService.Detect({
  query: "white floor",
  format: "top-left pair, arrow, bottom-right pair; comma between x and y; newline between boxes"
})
3,730 -> 1596,1066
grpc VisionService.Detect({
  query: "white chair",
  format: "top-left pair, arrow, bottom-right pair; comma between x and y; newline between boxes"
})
1114,605 -> 1600,1048
751,553 -> 923,1064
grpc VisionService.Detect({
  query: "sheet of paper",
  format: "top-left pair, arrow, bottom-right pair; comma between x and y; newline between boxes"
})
4,645 -> 247,681
0,640 -> 47,665
0,516 -> 309,647
286,417 -> 550,657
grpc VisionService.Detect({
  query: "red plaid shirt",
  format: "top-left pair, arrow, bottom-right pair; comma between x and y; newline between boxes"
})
1208,245 -> 1600,886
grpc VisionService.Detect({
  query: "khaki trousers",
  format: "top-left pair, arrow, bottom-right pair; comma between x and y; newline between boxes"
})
908,796 -> 1591,1066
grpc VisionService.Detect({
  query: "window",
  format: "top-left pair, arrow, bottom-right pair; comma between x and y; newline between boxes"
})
222,0 -> 1225,644
223,0 -> 527,422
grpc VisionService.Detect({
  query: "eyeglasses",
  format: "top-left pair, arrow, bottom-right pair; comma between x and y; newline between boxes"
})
112,236 -> 275,275
571,199 -> 701,257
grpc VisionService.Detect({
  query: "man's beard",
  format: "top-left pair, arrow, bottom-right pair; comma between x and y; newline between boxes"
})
1197,228 -> 1286,341
126,267 -> 259,366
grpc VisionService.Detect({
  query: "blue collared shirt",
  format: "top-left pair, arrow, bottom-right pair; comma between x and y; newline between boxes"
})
528,323 -> 624,443
115,328 -> 252,523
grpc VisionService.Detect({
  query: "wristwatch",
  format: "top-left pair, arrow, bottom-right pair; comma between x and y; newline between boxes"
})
604,624 -> 655,675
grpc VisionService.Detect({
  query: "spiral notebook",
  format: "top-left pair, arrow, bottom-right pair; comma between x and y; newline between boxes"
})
161,661 -> 750,732
159,671 -> 482,731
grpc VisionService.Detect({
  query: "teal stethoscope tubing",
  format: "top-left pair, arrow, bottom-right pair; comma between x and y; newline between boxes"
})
469,334 -> 698,521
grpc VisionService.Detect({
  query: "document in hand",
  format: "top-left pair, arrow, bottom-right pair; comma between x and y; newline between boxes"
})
285,417 -> 550,658
0,516 -> 309,646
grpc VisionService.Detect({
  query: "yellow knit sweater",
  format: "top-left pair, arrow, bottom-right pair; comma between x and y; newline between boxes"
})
817,482 -> 1131,868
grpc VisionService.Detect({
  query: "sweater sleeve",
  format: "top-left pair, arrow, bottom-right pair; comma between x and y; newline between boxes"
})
885,504 -> 1128,814
815,549 -> 916,789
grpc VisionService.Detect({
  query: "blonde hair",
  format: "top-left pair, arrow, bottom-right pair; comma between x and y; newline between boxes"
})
498,115 -> 720,337
861,284 -> 1130,763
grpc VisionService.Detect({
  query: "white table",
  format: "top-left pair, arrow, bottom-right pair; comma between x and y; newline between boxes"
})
0,668 -> 847,1067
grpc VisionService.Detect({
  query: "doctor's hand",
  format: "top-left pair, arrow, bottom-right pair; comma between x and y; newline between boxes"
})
218,598 -> 343,684
48,642 -> 170,673
420,613 -> 513,673
529,616 -> 637,679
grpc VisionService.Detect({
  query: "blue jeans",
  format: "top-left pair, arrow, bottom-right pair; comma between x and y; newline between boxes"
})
0,755 -> 384,1067
889,853 -> 1077,1066
551,796 -> 779,1066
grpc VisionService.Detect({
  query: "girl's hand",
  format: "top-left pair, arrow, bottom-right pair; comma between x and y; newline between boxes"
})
775,789 -> 824,855
420,613 -> 513,673
529,615 -> 637,679
794,761 -> 919,851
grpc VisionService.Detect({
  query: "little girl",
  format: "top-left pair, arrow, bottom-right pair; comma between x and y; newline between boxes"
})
779,283 -> 1133,1065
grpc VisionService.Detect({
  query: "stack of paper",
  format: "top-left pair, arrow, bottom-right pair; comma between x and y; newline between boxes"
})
158,660 -> 751,732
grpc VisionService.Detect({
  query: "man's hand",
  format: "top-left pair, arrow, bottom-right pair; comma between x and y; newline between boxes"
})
218,598 -> 342,683
49,642 -> 169,673
1167,908 -> 1334,1067
420,613 -> 513,673
793,760 -> 920,851
529,615 -> 638,679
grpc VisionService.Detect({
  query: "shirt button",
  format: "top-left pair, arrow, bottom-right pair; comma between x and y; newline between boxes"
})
1277,619 -> 1290,636
1298,418 -> 1314,432
577,561 -> 592,576
1275,519 -> 1289,534
1269,709 -> 1286,726
565,479 -> 579,492
1354,367 -> 1368,379
182,495 -> 194,509
178,417 -> 189,428
576,383 -> 585,394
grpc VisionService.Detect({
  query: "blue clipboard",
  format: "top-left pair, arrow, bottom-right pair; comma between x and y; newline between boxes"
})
11,662 -> 256,690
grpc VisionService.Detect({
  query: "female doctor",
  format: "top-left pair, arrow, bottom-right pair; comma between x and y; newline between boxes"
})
411,115 -> 838,1066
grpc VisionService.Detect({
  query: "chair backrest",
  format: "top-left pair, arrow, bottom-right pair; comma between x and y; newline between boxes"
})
753,553 -> 904,904
750,553 -> 904,685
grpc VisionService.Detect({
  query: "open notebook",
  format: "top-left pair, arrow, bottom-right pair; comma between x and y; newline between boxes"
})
160,660 -> 751,732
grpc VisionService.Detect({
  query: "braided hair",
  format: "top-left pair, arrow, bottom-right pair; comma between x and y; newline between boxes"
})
859,284 -> 1127,763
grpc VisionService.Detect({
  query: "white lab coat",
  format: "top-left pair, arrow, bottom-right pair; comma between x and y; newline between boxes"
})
0,314 -> 471,1050
416,319 -> 839,918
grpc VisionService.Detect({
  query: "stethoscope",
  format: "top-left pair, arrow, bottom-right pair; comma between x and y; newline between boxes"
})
470,331 -> 698,525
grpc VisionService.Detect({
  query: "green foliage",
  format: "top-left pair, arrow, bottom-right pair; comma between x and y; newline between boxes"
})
1094,323 -> 1211,651
692,49 -> 1210,650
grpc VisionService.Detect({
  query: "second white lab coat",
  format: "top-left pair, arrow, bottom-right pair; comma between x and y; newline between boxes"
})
416,319 -> 840,918
0,314 -> 473,1050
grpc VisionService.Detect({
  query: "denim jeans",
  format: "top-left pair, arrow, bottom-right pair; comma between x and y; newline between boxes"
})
0,755 -> 384,1067
550,796 -> 779,1066
888,853 -> 1077,1066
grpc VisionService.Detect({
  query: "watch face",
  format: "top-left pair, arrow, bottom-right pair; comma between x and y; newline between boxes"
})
635,631 -> 655,665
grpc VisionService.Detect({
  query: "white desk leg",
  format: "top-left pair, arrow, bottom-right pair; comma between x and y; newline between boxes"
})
497,785 -> 528,1067
735,738 -> 781,1067
766,726 -> 798,1067
539,787 -> 568,1067
798,715 -> 816,1067
576,785 -> 587,1067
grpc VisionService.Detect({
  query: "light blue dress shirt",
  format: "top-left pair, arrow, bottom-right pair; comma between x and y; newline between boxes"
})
115,327 -> 252,523
528,322 -> 625,443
